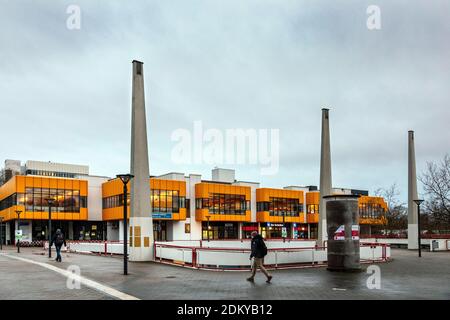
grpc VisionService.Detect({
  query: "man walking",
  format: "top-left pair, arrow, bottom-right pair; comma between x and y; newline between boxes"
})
50,229 -> 66,262
247,231 -> 272,283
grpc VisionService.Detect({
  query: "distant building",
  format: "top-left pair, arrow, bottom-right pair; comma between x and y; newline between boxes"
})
0,161 -> 387,245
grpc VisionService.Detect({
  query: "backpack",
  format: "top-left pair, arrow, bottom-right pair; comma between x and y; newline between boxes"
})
261,239 -> 268,257
55,233 -> 64,246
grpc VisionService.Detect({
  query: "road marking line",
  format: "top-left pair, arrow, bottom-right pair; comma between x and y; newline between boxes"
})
0,253 -> 140,300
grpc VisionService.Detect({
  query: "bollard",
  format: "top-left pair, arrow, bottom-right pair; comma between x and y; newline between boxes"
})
324,194 -> 361,272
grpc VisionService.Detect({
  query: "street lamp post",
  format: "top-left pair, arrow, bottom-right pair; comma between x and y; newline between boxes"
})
117,174 -> 134,276
46,198 -> 55,258
16,210 -> 22,253
413,199 -> 424,258
282,211 -> 286,243
15,210 -> 22,253
206,215 -> 211,242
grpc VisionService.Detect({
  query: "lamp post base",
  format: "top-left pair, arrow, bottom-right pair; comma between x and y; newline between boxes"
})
129,217 -> 154,262
408,224 -> 418,250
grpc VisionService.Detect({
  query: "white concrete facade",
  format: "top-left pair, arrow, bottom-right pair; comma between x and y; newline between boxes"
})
86,176 -> 109,221
26,160 -> 89,175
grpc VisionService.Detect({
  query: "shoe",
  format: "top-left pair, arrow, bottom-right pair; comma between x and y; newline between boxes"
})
246,277 -> 254,282
266,276 -> 272,283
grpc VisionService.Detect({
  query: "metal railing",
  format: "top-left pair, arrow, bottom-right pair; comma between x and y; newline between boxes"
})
154,242 -> 390,271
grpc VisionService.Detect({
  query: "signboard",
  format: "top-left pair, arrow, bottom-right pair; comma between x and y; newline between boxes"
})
152,212 -> 173,219
282,227 -> 287,238
333,225 -> 345,240
15,230 -> 23,241
351,225 -> 360,240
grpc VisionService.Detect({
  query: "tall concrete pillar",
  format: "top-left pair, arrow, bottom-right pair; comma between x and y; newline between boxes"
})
318,108 -> 332,246
129,60 -> 154,261
408,130 -> 418,250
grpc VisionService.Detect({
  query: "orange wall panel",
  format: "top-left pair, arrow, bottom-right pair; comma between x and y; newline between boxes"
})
42,179 -> 50,189
16,176 -> 25,193
49,178 -> 58,189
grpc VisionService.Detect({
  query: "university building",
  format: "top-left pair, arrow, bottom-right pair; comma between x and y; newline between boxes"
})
0,160 -> 387,244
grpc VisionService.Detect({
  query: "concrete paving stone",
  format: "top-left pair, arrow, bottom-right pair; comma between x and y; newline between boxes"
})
0,247 -> 449,300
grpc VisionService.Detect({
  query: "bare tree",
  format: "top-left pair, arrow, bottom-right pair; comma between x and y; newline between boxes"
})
419,154 -> 450,230
374,183 -> 407,234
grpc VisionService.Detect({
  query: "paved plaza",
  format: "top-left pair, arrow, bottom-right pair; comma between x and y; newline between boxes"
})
0,247 -> 449,300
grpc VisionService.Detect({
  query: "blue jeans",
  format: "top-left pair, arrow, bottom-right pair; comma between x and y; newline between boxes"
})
56,246 -> 62,261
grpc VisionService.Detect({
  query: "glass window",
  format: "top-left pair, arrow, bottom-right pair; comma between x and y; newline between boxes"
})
33,188 -> 42,212
212,194 -> 219,214
185,199 -> 190,218
172,193 -> 179,213
153,190 -> 160,212
65,190 -> 73,212
81,196 -> 87,208
73,190 -> 80,212
41,188 -> 50,213
25,188 -> 33,212
166,190 -> 173,213
160,190 -> 167,212
202,198 -> 209,209
57,189 -> 65,212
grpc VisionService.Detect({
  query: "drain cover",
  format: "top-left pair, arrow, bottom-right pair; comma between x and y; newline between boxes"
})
165,276 -> 177,279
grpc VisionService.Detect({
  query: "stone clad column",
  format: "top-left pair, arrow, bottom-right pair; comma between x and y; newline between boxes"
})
318,108 -> 332,246
408,130 -> 418,250
129,60 -> 154,261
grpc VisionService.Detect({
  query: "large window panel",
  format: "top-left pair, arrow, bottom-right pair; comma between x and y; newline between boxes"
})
73,190 -> 80,212
160,190 -> 167,212
172,193 -> 179,213
219,194 -> 224,215
64,190 -> 73,213
33,188 -> 42,212
166,190 -> 172,212
153,189 -> 160,212
56,189 -> 65,212
25,188 -> 33,212
41,188 -> 50,213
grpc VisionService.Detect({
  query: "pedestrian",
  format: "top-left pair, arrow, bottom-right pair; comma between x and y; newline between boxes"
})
247,231 -> 272,283
50,229 -> 66,262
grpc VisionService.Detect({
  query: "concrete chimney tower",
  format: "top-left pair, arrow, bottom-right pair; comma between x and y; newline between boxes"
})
129,60 -> 154,261
318,108 -> 332,246
408,130 -> 419,250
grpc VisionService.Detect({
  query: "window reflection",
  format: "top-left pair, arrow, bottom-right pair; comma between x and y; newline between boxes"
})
257,197 -> 303,217
0,188 -> 85,213
101,189 -> 186,214
195,193 -> 248,215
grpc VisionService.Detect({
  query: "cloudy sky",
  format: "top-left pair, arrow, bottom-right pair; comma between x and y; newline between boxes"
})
0,0 -> 449,201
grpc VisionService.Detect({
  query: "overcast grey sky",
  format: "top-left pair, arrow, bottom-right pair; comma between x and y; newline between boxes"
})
0,0 -> 449,200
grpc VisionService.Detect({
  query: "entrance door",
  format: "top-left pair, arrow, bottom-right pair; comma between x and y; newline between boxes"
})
153,221 -> 167,241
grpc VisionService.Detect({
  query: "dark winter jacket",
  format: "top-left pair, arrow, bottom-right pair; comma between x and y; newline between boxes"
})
50,232 -> 66,248
250,234 -> 267,259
